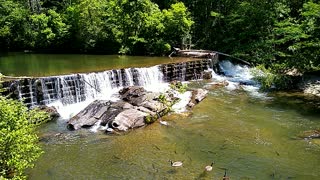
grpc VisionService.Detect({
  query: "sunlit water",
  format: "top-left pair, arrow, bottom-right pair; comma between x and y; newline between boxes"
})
0,53 -> 195,77
23,60 -> 319,179
29,87 -> 320,180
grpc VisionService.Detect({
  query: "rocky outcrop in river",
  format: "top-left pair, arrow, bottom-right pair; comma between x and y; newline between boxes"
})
295,72 -> 320,97
67,85 -> 208,132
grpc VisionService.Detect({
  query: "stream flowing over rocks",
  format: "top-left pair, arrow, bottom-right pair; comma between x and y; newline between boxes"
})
67,85 -> 207,132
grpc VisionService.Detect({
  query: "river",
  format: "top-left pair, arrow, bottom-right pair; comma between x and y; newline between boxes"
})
0,53 -> 193,77
1,53 -> 319,179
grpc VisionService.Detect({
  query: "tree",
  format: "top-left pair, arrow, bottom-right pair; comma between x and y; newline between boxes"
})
105,0 -> 165,54
267,1 -> 320,73
162,2 -> 194,48
28,9 -> 70,49
0,0 -> 29,50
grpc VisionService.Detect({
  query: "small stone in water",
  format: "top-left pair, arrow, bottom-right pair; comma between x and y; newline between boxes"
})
106,128 -> 114,132
160,120 -> 169,126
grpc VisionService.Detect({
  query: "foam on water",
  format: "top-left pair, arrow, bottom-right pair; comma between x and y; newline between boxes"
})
46,60 -> 266,119
49,100 -> 93,120
209,60 -> 267,98
172,90 -> 192,113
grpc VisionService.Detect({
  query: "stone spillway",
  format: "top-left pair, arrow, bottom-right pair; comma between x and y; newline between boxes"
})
2,58 -> 219,108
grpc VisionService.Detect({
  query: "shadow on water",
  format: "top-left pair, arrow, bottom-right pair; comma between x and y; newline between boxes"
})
265,92 -> 320,118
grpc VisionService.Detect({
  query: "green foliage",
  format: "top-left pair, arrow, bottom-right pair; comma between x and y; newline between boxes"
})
0,0 -> 29,49
178,0 -> 320,76
144,114 -> 156,124
0,75 -> 49,179
252,65 -> 295,90
0,0 -> 194,55
1,0 -> 319,74
29,9 -> 70,48
158,94 -> 167,104
169,81 -> 188,93
162,2 -> 194,47
157,93 -> 175,113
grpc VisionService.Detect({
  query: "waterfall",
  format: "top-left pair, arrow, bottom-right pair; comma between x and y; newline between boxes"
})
134,66 -> 165,92
6,59 -> 246,118
179,63 -> 187,81
124,69 -> 134,86
1,58 -> 269,119
29,65 -> 164,107
40,79 -> 52,104
28,80 -> 35,107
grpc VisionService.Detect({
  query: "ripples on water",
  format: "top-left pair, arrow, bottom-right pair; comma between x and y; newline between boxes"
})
28,61 -> 320,179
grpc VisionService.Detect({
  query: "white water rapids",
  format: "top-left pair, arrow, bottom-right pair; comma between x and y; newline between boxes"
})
43,61 -> 264,119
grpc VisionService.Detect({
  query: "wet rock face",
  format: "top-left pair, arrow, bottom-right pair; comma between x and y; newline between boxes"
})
202,71 -> 212,80
298,74 -> 320,97
188,89 -> 208,108
304,83 -> 320,97
38,105 -> 60,120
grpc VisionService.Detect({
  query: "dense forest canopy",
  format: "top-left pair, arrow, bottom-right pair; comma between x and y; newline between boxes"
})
1,0 -> 320,72
0,0 -> 193,55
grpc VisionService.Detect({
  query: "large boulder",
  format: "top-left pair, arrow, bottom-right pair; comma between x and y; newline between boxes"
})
67,100 -> 111,130
119,86 -> 147,105
111,109 -> 148,131
67,87 -> 169,132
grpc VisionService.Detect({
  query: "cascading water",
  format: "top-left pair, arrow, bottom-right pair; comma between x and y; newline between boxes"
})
7,59 -> 263,118
46,65 -> 166,118
124,69 -> 134,86
209,60 -> 266,98
134,66 -> 167,92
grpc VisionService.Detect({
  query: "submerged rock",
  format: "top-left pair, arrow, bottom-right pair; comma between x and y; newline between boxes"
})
207,81 -> 229,89
298,130 -> 320,140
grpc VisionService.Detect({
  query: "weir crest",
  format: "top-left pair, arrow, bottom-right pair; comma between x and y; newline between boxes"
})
2,59 -> 217,108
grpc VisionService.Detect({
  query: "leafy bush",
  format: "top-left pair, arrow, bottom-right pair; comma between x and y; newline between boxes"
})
251,65 -> 295,90
169,81 -> 188,93
0,76 -> 49,179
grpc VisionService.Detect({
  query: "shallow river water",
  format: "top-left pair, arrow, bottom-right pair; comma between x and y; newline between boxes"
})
28,85 -> 320,180
1,53 -> 319,179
